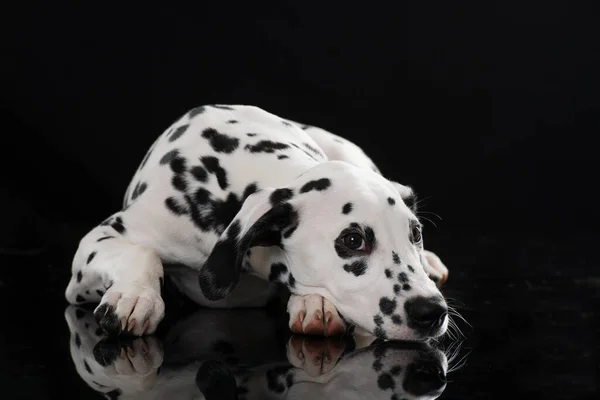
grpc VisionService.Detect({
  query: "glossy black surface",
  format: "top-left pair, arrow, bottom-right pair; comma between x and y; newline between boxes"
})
1,230 -> 596,399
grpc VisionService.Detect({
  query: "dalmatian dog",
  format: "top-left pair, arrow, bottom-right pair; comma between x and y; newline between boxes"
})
65,105 -> 450,341
65,305 -> 449,400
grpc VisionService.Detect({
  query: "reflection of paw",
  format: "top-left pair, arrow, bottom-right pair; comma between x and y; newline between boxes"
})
423,250 -> 449,287
94,285 -> 164,336
286,336 -> 345,377
287,294 -> 346,337
94,336 -> 163,377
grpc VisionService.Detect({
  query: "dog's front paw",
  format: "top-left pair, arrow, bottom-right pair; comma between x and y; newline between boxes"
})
287,294 -> 346,337
94,285 -> 165,336
286,335 -> 345,377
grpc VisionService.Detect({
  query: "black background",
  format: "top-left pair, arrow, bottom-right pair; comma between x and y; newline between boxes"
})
1,1 -> 598,399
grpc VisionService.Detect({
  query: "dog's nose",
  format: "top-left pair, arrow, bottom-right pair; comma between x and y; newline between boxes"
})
405,297 -> 447,330
405,361 -> 447,395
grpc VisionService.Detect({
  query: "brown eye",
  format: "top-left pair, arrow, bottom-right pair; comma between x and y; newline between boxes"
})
411,225 -> 422,244
343,232 -> 366,251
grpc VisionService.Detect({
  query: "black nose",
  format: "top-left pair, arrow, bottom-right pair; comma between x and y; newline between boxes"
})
405,297 -> 447,331
405,361 -> 447,395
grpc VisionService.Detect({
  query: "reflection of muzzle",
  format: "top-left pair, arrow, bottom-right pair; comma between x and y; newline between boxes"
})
404,359 -> 447,396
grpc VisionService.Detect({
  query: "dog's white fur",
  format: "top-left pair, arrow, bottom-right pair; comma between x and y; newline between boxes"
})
65,105 -> 449,340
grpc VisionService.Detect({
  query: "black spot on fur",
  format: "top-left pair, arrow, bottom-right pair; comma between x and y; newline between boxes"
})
378,373 -> 395,390
374,327 -> 387,339
408,265 -> 415,273
84,360 -> 93,374
76,295 -> 86,303
373,359 -> 383,371
227,119 -> 238,124
111,217 -> 126,234
75,333 -> 81,348
268,263 -> 288,283
282,120 -> 292,127
392,314 -> 403,325
277,154 -> 289,160
393,284 -> 401,295
172,175 -> 187,192
87,252 -> 96,264
385,269 -> 392,278
188,106 -> 206,118
159,149 -> 179,165
246,133 -> 257,137
96,289 -> 105,297
286,374 -> 294,388
303,142 -> 322,156
212,340 -> 235,354
342,202 -> 353,214
76,270 -> 83,283
191,165 -> 208,182
245,140 -> 290,153
379,297 -> 397,315
86,290 -> 90,295
131,181 -> 148,201
333,138 -> 344,144
270,188 -> 294,206
168,124 -> 189,142
300,178 -> 331,193
210,105 -> 234,110
392,251 -> 401,265
201,128 -> 240,154
75,309 -> 85,319
165,197 -> 188,215
201,156 -> 228,190
288,273 -> 296,288
343,260 -> 367,276
97,236 -> 113,242
387,197 -> 396,205
390,365 -> 403,375
374,315 -> 384,326
170,156 -> 187,174
398,272 -> 409,283
403,283 -> 412,291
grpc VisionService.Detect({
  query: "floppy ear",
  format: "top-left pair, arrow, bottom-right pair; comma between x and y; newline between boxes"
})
198,188 -> 299,301
392,182 -> 418,212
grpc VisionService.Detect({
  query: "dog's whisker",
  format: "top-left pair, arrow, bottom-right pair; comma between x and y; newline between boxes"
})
418,215 -> 438,228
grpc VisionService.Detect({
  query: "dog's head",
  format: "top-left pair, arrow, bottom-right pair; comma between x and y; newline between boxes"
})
199,161 -> 448,341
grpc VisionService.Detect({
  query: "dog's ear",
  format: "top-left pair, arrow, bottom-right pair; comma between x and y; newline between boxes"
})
392,182 -> 418,212
198,188 -> 298,301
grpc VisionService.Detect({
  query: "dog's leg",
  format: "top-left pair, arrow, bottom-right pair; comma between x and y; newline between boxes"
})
65,212 -> 165,336
422,249 -> 449,287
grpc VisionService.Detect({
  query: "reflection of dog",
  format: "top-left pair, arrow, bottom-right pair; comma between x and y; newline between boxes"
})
65,105 -> 450,341
65,305 -> 448,400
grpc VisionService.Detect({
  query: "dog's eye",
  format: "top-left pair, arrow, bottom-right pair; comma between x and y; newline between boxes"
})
342,233 -> 366,251
411,226 -> 422,244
